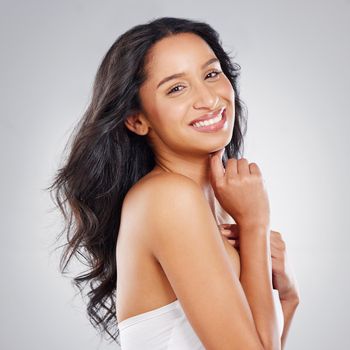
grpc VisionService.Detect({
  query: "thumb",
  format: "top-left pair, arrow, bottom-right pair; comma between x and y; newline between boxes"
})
209,148 -> 225,183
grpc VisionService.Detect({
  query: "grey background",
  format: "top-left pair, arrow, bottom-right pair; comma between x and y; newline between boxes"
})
1,0 -> 349,349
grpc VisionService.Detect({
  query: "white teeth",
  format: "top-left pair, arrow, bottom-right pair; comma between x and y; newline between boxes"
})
193,112 -> 223,128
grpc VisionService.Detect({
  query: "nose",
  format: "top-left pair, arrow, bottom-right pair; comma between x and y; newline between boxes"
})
192,82 -> 220,110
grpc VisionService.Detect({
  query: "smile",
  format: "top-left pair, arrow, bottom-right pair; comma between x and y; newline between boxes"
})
192,111 -> 223,128
189,109 -> 227,133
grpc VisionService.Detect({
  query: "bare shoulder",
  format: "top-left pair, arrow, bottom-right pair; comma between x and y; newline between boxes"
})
121,171 -> 201,239
123,171 -> 240,275
122,171 -> 263,348
129,171 -> 199,195
123,171 -> 202,214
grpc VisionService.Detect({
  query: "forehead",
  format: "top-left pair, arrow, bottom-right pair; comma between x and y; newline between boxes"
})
144,33 -> 217,81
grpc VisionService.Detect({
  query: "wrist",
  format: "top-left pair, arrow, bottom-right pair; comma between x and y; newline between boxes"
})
279,290 -> 300,306
238,222 -> 270,235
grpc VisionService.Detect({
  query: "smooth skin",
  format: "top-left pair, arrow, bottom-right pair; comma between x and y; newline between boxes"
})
219,224 -> 300,349
120,32 -> 299,349
137,172 -> 271,350
124,32 -> 235,193
209,150 -> 280,349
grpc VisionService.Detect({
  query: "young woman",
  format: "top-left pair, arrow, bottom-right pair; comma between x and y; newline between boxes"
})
48,17 -> 299,349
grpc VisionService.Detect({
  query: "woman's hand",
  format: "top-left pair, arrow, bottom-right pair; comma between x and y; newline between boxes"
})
209,149 -> 271,229
269,230 -> 300,302
218,224 -> 300,302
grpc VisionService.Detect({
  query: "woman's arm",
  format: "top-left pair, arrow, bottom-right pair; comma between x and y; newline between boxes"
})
143,173 -> 277,349
239,225 -> 281,350
280,295 -> 299,349
270,231 -> 300,349
220,225 -> 300,349
222,236 -> 298,349
219,223 -> 281,349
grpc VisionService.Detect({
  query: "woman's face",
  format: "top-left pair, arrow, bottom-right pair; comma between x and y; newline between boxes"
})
127,32 -> 235,161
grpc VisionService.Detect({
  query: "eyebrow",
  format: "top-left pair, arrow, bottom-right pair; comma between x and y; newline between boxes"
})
156,57 -> 220,89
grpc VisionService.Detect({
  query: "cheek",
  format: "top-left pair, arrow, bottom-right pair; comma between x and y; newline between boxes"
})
156,98 -> 188,126
219,77 -> 235,102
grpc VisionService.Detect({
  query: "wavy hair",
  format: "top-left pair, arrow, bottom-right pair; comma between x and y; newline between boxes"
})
47,16 -> 247,344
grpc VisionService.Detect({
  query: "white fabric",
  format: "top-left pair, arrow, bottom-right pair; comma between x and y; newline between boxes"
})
118,290 -> 284,349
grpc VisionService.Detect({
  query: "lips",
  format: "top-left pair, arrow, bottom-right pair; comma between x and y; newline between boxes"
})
189,107 -> 226,125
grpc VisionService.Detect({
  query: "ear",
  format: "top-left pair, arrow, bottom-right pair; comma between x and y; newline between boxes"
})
124,112 -> 150,136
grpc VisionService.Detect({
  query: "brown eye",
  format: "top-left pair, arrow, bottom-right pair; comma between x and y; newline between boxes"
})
206,70 -> 222,79
167,70 -> 222,95
167,84 -> 185,95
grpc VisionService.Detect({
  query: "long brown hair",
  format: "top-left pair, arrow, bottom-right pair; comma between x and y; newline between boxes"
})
46,16 -> 247,344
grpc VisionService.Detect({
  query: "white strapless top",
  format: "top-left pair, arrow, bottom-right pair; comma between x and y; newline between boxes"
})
118,289 -> 284,349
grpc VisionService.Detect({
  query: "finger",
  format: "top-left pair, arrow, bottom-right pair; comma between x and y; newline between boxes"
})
271,248 -> 285,259
227,239 -> 240,249
227,223 -> 239,231
270,230 -> 282,240
270,231 -> 286,251
249,162 -> 262,176
270,236 -> 281,254
237,157 -> 250,176
220,228 -> 231,235
218,223 -> 231,229
219,223 -> 239,231
209,149 -> 225,183
270,245 -> 285,260
221,230 -> 239,239
225,157 -> 238,176
218,147 -> 225,159
270,238 -> 285,250
210,147 -> 225,160
219,224 -> 239,237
